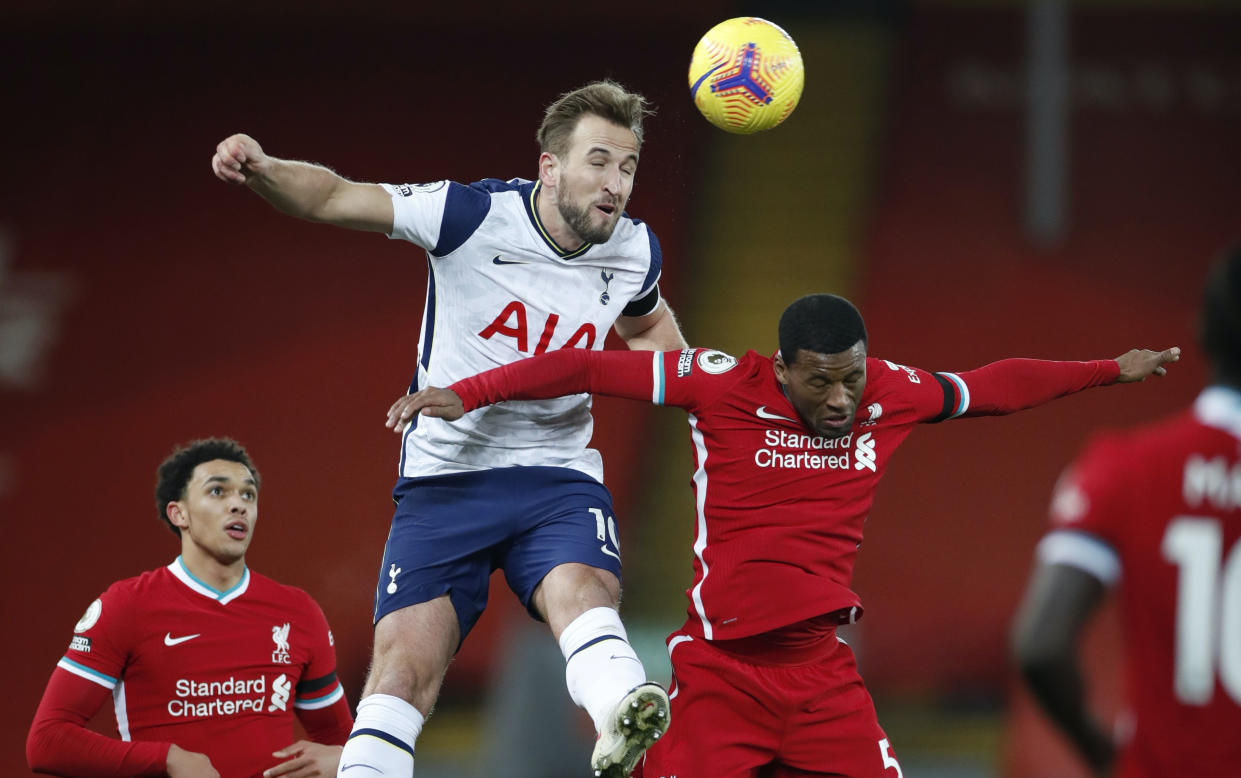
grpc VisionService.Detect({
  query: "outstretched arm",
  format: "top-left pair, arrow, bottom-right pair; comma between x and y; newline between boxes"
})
1012,562 -> 1115,776
945,347 -> 1179,419
212,133 -> 393,233
385,348 -> 665,431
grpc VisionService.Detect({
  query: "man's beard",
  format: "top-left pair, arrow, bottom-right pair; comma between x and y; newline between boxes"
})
558,193 -> 619,245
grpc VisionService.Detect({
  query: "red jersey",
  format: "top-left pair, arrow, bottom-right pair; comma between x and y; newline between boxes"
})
28,557 -> 351,778
452,347 -> 1120,641
1039,386 -> 1241,777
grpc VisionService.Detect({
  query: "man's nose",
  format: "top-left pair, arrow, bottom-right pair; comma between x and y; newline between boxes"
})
602,166 -> 621,195
824,384 -> 849,409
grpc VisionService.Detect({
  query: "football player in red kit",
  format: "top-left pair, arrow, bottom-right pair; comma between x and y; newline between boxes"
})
386,293 -> 1177,778
1012,248 -> 1241,778
27,438 -> 352,778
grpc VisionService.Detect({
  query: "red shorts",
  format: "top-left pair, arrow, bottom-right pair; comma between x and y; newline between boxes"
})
637,630 -> 903,778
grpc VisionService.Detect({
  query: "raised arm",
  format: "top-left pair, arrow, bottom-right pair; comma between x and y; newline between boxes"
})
942,347 -> 1179,419
212,133 -> 393,233
385,348 -> 665,430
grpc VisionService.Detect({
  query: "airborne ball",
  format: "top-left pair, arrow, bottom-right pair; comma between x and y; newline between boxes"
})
688,17 -> 805,134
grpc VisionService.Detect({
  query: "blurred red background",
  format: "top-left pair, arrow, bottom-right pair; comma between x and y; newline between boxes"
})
2,3 -> 1237,776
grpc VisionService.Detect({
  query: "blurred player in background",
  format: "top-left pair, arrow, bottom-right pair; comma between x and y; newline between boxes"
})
213,80 -> 685,778
1013,247 -> 1241,777
27,438 -> 352,778
387,292 -> 1178,778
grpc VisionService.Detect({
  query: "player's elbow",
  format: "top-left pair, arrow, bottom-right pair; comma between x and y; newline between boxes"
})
26,722 -> 60,774
1012,622 -> 1075,689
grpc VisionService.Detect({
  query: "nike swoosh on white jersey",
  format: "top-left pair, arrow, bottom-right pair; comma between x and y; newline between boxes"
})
755,406 -> 796,422
164,632 -> 201,646
491,255 -> 529,265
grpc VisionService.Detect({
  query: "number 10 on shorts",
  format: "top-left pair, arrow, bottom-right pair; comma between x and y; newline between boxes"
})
589,507 -> 621,562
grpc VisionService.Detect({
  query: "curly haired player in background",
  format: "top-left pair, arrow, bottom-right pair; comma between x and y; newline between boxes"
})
27,438 -> 351,778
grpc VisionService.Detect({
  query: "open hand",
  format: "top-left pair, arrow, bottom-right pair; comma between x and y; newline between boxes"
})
263,741 -> 342,778
385,387 -> 466,433
166,744 -> 219,778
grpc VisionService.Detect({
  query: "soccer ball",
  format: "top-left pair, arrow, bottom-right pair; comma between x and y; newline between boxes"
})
688,17 -> 805,134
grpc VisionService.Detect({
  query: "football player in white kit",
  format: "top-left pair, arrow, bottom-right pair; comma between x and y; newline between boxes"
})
212,80 -> 686,777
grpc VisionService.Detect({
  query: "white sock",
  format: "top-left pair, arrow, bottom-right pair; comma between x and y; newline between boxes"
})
337,693 -> 423,776
559,607 -> 647,733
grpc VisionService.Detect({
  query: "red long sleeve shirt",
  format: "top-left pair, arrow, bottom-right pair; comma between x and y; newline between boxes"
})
28,560 -> 352,777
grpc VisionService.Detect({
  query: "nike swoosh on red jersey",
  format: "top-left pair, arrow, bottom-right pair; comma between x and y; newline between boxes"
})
163,632 -> 201,646
755,406 -> 795,422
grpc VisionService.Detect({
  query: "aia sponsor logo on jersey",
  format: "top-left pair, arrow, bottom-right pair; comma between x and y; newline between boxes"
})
478,301 -> 597,354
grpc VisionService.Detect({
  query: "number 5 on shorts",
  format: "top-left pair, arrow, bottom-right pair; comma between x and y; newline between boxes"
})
878,738 -> 903,777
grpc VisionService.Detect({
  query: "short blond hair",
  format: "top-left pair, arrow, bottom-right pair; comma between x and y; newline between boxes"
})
536,80 -> 654,157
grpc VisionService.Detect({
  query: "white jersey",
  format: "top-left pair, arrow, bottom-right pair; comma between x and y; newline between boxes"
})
382,178 -> 663,482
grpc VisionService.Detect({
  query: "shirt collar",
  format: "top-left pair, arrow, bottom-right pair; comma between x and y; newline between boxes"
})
523,181 -> 593,259
167,556 -> 250,604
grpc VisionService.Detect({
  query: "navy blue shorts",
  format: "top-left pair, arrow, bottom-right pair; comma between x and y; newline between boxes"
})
373,466 -> 623,644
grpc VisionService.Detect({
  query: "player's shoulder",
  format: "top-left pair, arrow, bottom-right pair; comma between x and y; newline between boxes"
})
101,564 -> 174,600
466,177 -> 532,198
74,565 -> 169,631
614,209 -> 655,238
1077,407 -> 1202,466
863,356 -> 932,397
245,569 -> 323,612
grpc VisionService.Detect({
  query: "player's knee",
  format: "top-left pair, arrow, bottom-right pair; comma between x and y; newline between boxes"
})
537,563 -> 622,621
367,600 -> 458,703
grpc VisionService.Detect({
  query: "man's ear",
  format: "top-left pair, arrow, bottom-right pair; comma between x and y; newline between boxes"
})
166,501 -> 190,531
774,352 -> 790,386
538,151 -> 560,189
